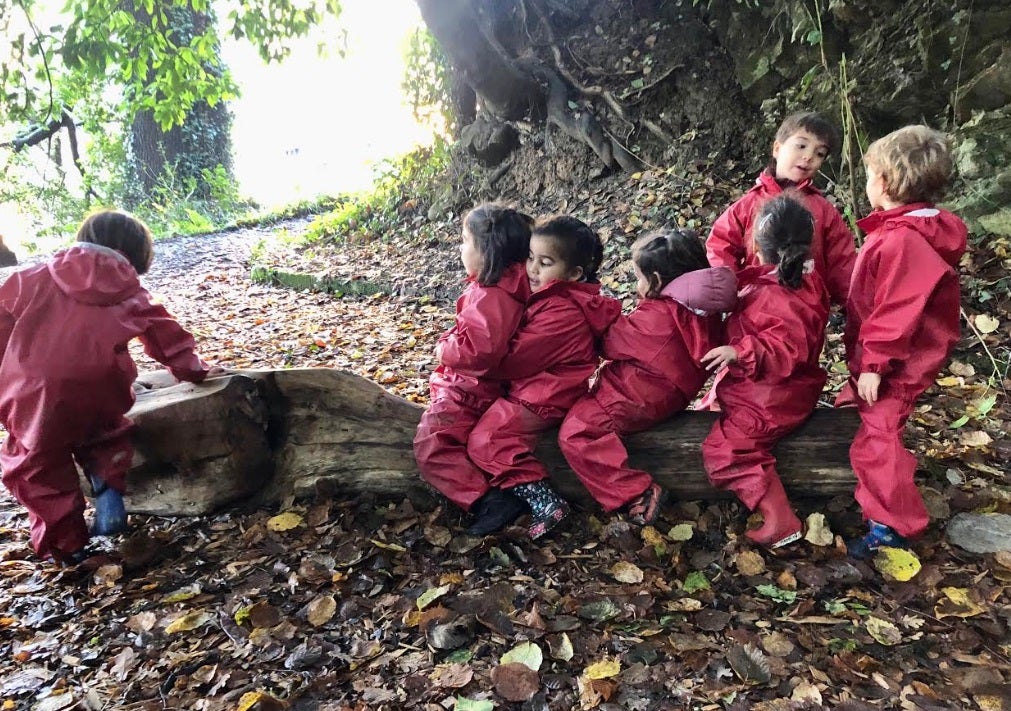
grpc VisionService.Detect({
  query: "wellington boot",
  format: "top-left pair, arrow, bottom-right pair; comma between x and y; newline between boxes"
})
746,477 -> 802,549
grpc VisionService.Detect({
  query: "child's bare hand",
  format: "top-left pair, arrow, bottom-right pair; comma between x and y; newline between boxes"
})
434,342 -> 444,363
701,346 -> 738,372
857,372 -> 881,405
205,366 -> 231,378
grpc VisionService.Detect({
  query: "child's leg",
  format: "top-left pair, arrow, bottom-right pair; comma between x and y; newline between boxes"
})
0,435 -> 89,561
851,393 -> 928,539
414,395 -> 493,510
74,417 -> 134,536
558,396 -> 655,512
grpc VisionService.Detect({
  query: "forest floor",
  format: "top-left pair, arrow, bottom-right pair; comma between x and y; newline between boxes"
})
1,171 -> 1010,711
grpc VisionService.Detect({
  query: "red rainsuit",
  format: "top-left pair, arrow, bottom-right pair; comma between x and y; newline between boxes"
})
413,262 -> 530,509
467,280 -> 620,490
701,264 -> 830,509
559,267 -> 737,510
0,243 -> 209,560
836,204 -> 967,537
707,171 -> 856,305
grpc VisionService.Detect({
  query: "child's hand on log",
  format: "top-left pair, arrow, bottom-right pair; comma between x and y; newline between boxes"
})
205,366 -> 232,378
701,346 -> 738,372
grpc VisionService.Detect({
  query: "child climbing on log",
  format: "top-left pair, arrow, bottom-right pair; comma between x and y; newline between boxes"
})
707,111 -> 856,306
837,126 -> 967,559
0,209 -> 216,564
558,229 -> 736,525
468,216 -> 620,539
700,193 -> 830,549
413,204 -> 535,536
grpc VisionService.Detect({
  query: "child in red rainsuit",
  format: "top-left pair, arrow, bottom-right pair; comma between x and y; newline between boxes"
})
701,193 -> 830,548
558,230 -> 736,524
468,216 -> 621,539
707,111 -> 856,306
838,126 -> 967,559
0,210 -> 213,563
414,204 -> 533,536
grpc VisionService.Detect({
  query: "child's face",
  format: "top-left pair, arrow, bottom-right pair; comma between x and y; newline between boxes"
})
773,129 -> 829,183
527,234 -> 583,292
460,226 -> 484,278
864,163 -> 888,210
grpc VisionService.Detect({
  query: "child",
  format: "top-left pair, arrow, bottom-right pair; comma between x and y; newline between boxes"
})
707,111 -> 856,306
838,125 -> 967,559
700,193 -> 830,548
467,216 -> 621,539
413,204 -> 534,536
558,230 -> 736,524
0,209 -> 214,563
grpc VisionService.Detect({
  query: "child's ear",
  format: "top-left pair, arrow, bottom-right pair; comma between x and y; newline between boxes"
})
772,140 -> 781,158
570,265 -> 585,282
650,272 -> 663,294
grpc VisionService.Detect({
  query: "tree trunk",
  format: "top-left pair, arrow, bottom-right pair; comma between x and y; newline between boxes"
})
124,369 -> 859,516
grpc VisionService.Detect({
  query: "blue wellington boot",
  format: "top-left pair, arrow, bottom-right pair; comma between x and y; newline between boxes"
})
89,473 -> 128,536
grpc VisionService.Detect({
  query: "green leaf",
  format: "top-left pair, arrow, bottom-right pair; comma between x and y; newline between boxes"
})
455,699 -> 494,711
975,394 -> 997,417
805,29 -> 823,45
755,584 -> 797,604
500,641 -> 543,671
949,414 -> 970,429
683,571 -> 709,594
630,78 -> 645,89
416,585 -> 450,610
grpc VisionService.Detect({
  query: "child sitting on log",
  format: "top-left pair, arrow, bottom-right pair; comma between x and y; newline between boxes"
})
0,209 -> 216,564
707,111 -> 856,306
558,229 -> 736,525
467,216 -> 620,539
700,193 -> 830,549
837,126 -> 967,559
414,204 -> 535,535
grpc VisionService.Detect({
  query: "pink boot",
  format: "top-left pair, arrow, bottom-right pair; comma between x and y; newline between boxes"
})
746,477 -> 802,549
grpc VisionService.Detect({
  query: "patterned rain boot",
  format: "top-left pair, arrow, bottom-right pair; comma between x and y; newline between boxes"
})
466,488 -> 528,536
846,520 -> 908,560
512,481 -> 570,540
627,482 -> 665,526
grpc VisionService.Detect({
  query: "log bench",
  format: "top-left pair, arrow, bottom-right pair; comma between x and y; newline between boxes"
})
123,369 -> 860,516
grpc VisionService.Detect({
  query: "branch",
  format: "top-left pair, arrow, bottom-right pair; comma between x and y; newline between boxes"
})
1,110 -> 102,202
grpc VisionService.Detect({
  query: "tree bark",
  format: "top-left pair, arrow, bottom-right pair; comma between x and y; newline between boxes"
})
125,369 -> 859,516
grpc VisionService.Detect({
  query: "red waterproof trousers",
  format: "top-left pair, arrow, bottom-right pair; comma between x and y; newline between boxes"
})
836,382 -> 928,538
467,398 -> 562,490
1,418 -> 133,560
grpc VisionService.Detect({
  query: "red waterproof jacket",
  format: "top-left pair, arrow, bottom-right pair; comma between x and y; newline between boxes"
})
712,264 -> 830,427
594,267 -> 736,416
0,244 -> 209,450
430,262 -> 531,404
707,171 -> 856,305
497,280 -> 621,411
844,203 -> 967,397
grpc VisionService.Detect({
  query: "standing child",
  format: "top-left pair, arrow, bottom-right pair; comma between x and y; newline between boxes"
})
707,111 -> 856,305
413,204 -> 534,535
701,193 -> 830,548
559,230 -> 736,524
468,216 -> 620,539
0,210 -> 214,563
839,126 -> 967,559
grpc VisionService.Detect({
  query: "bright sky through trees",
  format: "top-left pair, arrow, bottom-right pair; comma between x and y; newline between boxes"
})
222,0 -> 435,208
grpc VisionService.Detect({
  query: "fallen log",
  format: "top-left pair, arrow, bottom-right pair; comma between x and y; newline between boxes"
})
124,368 -> 860,515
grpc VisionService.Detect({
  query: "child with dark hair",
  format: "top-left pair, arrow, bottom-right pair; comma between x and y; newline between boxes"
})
558,230 -> 737,524
0,209 -> 214,563
838,126 -> 967,559
707,111 -> 856,305
700,193 -> 830,548
467,215 -> 621,539
414,203 -> 535,535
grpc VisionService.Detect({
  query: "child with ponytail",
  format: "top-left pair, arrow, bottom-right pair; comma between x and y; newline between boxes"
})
700,193 -> 830,548
558,229 -> 736,524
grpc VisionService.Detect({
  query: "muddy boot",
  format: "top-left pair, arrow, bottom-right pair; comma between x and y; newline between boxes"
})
512,481 -> 569,540
746,477 -> 802,549
466,488 -> 528,536
89,473 -> 128,536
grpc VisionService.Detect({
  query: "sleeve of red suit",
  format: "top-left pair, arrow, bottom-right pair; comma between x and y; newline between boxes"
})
821,208 -> 857,305
0,271 -> 23,359
855,231 -> 947,376
706,202 -> 748,270
601,304 -> 663,362
496,300 -> 589,380
728,290 -> 809,381
134,291 -> 210,383
439,287 -> 518,376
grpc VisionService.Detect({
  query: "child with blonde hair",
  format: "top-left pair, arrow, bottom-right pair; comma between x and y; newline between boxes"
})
701,193 -> 830,548
558,229 -> 735,524
839,125 -> 967,558
0,210 -> 215,563
708,111 -> 856,305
